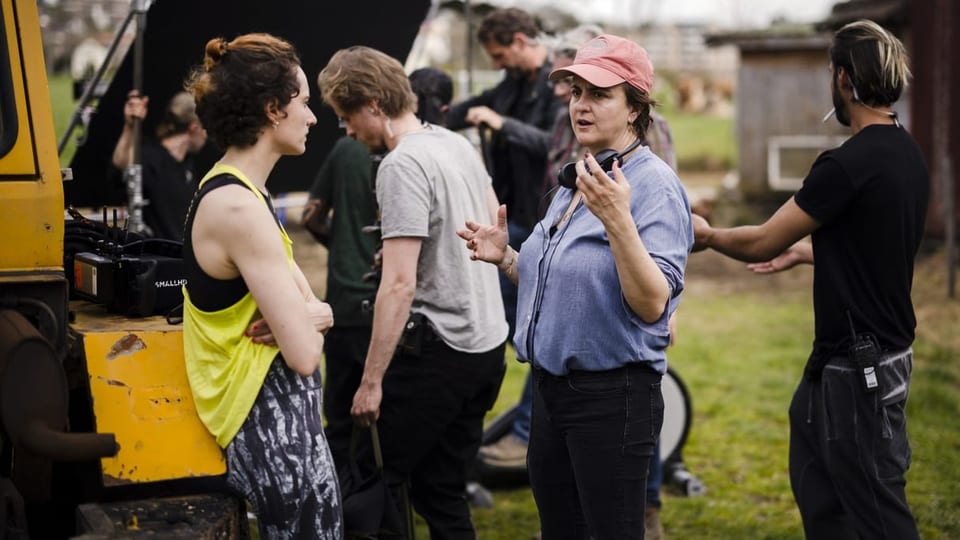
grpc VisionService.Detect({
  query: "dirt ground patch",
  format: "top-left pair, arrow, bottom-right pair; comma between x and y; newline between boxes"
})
288,217 -> 959,352
685,245 -> 960,352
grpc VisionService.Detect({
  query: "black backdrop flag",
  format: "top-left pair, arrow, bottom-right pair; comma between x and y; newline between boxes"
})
66,0 -> 430,206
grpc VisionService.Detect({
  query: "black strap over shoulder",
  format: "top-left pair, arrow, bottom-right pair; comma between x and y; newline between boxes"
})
182,174 -> 250,311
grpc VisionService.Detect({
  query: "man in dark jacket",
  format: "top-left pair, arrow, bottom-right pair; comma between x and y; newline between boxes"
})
446,7 -> 561,341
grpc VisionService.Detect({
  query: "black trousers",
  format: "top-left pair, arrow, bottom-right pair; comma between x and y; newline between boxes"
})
529,363 -> 663,540
789,350 -> 919,539
372,329 -> 506,540
323,325 -> 372,472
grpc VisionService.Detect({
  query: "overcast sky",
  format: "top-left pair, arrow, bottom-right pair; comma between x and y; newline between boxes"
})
498,0 -> 839,28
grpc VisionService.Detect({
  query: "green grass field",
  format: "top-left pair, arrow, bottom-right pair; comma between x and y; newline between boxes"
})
457,251 -> 960,539
49,74 -> 78,166
661,108 -> 738,172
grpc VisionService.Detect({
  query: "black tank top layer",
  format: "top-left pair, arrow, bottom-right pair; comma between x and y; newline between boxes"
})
182,174 -> 283,312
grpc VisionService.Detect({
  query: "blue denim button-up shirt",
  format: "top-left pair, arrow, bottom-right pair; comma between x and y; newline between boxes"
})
513,147 -> 692,376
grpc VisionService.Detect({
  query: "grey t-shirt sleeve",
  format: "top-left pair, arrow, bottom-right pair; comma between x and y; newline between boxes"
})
376,158 -> 431,239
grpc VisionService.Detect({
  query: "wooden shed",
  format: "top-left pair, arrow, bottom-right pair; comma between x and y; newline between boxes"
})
709,0 -> 958,252
705,28 -> 847,202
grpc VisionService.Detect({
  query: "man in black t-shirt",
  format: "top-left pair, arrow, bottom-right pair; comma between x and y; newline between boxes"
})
112,91 -> 208,241
693,20 -> 925,539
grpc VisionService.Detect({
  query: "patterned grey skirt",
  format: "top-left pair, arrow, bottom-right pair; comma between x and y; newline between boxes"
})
226,357 -> 343,539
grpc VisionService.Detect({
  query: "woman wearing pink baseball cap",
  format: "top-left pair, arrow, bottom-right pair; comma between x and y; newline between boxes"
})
459,34 -> 692,538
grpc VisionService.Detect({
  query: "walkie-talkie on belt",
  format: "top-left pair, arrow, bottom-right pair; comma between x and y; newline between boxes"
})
847,311 -> 879,393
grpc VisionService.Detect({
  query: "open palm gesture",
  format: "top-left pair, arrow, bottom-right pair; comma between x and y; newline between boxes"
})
457,204 -> 509,265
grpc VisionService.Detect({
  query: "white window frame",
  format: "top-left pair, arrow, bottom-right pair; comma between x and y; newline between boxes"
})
767,135 -> 847,191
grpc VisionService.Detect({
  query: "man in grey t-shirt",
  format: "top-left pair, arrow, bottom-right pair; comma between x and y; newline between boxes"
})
319,46 -> 508,537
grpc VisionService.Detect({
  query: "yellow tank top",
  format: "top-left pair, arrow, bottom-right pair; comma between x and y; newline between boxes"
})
182,163 -> 294,448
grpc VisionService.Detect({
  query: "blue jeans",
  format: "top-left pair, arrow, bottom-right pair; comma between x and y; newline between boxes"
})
647,441 -> 662,508
529,364 -> 663,540
512,371 -> 534,442
789,350 -> 918,539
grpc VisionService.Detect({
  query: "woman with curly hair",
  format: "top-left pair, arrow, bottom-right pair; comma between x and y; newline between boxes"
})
182,33 -> 342,539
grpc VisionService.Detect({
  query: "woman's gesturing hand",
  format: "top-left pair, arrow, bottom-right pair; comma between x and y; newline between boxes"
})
457,204 -> 510,265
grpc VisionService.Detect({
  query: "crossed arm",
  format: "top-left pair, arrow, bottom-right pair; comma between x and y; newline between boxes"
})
193,185 -> 329,376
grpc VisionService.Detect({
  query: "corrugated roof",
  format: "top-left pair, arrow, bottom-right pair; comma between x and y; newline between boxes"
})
815,0 -> 908,30
705,25 -> 831,52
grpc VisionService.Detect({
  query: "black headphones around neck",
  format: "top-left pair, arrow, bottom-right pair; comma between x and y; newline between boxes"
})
557,138 -> 643,189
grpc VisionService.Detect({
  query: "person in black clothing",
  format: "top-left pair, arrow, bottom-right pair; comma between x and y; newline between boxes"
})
446,7 -> 561,346
693,20 -> 926,539
301,135 -> 378,473
112,90 -> 208,241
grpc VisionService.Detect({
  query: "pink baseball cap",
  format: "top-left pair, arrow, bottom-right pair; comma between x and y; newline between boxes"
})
549,34 -> 654,93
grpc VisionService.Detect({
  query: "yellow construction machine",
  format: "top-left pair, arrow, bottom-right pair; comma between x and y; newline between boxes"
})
0,0 -> 241,536
0,0 -> 427,536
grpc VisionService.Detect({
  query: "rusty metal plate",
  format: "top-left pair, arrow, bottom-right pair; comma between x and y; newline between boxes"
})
77,316 -> 225,485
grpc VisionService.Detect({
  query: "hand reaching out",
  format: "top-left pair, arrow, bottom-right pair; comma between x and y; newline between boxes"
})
457,204 -> 510,265
746,241 -> 813,274
691,213 -> 712,252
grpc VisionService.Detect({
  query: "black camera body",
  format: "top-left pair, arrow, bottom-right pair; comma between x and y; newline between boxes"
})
72,239 -> 185,318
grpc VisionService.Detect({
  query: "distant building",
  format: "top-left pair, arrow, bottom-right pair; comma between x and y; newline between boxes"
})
705,25 -> 847,200
709,0 -> 958,242
635,23 -> 738,80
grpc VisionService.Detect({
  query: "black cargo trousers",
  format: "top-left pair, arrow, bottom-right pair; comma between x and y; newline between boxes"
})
788,349 -> 919,539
